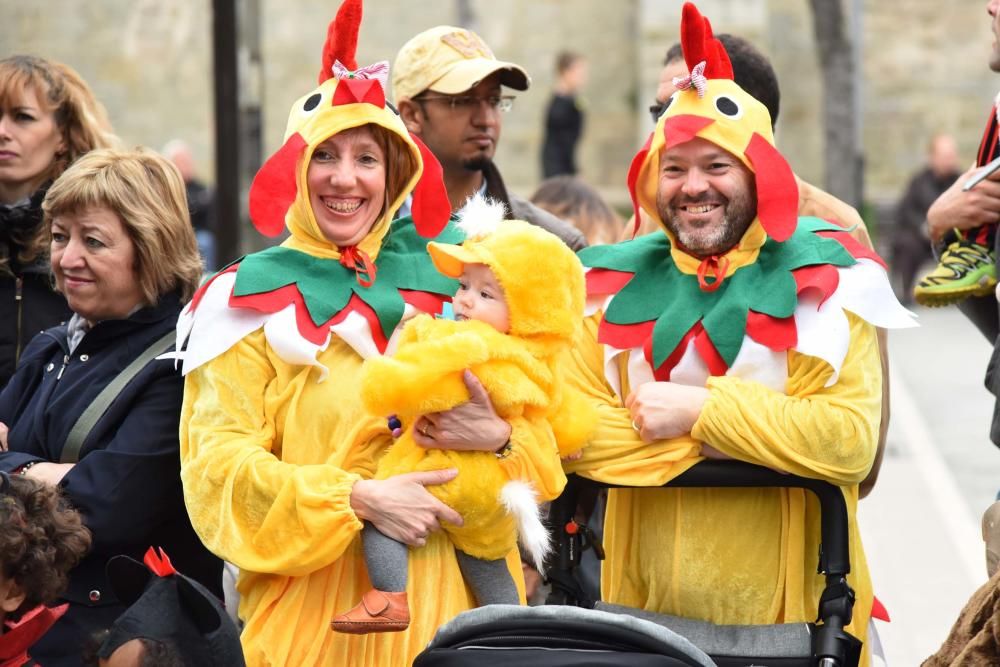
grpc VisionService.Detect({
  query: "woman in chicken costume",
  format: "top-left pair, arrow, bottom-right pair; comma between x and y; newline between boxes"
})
332,200 -> 593,633
173,2 -> 535,664
561,4 -> 915,665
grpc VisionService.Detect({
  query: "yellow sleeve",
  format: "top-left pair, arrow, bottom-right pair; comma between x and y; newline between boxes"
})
562,315 -> 703,485
497,414 -> 567,502
691,312 -> 880,484
180,330 -> 368,577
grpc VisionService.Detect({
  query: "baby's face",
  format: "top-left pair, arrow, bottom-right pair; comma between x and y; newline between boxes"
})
453,263 -> 510,333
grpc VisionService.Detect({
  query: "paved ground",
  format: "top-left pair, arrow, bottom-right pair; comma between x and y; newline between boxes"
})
860,304 -> 1000,664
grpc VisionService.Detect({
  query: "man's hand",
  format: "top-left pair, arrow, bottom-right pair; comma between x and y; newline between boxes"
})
23,462 -> 75,486
927,164 -> 1000,243
0,422 -> 7,451
350,469 -> 464,547
626,381 -> 709,442
412,370 -> 512,453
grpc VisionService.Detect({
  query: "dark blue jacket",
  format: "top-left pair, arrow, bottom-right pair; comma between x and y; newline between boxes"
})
0,294 -> 222,665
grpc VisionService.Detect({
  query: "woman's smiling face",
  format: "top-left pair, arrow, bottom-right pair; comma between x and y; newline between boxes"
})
306,125 -> 387,248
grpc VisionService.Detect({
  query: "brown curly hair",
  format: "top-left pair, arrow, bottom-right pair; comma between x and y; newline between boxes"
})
0,472 -> 91,620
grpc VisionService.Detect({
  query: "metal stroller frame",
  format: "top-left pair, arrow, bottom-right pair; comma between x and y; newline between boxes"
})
545,460 -> 862,667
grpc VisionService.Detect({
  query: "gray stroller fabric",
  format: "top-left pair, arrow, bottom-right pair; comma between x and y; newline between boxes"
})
596,601 -> 812,659
424,604 -> 717,667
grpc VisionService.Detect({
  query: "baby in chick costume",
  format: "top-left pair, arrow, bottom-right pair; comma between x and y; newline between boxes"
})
333,197 -> 595,633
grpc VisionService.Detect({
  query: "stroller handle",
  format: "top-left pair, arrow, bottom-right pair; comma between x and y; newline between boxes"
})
562,459 -> 851,577
546,460 -> 862,666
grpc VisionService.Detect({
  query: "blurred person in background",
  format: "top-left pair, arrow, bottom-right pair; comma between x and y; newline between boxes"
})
0,148 -> 219,666
163,140 -> 217,272
531,175 -> 624,245
541,51 -> 587,179
393,25 -> 586,250
0,55 -> 116,388
892,133 -> 960,306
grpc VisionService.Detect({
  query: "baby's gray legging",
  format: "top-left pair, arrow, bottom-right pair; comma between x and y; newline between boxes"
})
362,521 -> 519,605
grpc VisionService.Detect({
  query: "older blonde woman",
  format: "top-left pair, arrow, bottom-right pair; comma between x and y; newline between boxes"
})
0,147 -> 220,666
0,55 -> 117,386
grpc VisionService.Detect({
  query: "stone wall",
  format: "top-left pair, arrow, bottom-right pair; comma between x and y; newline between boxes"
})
3,0 -> 998,224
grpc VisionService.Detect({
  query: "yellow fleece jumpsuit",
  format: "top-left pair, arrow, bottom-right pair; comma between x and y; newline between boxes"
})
564,238 -> 881,666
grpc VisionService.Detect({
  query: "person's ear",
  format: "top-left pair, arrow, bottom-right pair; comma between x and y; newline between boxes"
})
397,99 -> 423,135
0,578 -> 26,614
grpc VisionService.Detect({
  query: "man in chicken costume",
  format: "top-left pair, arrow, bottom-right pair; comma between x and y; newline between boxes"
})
562,5 -> 915,665
173,1 -> 549,664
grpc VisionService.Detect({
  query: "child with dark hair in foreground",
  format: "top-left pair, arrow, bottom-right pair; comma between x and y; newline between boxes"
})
0,471 -> 91,667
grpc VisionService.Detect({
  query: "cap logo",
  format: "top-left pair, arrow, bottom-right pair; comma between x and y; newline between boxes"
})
441,31 -> 494,60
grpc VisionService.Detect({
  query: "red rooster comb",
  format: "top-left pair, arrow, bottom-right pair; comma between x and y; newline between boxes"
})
680,3 -> 733,80
319,0 -> 363,84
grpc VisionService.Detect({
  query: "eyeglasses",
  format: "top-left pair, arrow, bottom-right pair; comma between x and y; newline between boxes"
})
648,102 -> 667,124
415,94 -> 515,113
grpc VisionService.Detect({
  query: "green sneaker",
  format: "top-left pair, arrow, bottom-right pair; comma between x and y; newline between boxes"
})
914,240 -> 997,307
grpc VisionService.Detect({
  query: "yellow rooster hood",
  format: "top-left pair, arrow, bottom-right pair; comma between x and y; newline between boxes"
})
246,0 -> 451,262
626,2 -> 799,243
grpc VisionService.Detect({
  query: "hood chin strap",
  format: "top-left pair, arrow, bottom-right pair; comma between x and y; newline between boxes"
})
696,254 -> 729,292
340,245 -> 377,287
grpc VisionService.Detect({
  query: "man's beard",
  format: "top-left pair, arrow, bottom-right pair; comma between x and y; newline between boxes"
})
656,188 -> 757,258
461,156 -> 493,172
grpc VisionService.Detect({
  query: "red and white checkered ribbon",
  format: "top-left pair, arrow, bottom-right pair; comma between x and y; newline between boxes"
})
332,60 -> 390,94
672,61 -> 708,98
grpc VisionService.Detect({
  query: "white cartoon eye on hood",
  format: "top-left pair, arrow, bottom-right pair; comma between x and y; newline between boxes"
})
713,94 -> 743,120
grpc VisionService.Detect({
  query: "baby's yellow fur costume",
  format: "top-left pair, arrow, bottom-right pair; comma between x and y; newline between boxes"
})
368,315 -> 591,561
370,217 -> 596,561
332,215 -> 597,633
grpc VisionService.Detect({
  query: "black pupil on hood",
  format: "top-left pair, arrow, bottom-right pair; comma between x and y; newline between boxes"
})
303,94 -> 322,112
716,96 -> 739,116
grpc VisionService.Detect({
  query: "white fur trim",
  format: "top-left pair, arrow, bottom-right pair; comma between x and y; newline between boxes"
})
456,194 -> 507,239
500,480 -> 550,572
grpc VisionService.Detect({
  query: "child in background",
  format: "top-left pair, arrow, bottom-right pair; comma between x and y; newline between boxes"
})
0,472 -> 90,667
332,197 -> 595,634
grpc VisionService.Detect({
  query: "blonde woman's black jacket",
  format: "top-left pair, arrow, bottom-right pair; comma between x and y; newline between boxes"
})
0,293 -> 221,666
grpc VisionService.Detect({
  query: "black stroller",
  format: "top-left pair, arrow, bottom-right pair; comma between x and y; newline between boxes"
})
414,461 -> 862,666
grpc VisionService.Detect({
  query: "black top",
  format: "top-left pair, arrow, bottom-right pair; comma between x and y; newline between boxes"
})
541,93 -> 584,179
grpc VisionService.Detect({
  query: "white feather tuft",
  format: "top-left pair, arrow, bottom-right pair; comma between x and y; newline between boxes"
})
500,480 -> 550,573
457,194 -> 507,240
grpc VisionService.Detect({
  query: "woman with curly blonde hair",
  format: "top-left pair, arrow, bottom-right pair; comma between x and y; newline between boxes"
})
0,55 -> 116,386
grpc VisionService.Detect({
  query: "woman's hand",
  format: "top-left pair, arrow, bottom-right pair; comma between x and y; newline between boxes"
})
626,381 -> 709,442
23,462 -> 75,486
412,370 -> 512,453
0,422 -> 7,451
927,165 -> 1000,243
350,469 -> 464,547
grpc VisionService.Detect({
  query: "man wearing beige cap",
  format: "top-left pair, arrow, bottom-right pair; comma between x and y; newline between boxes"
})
393,25 -> 586,250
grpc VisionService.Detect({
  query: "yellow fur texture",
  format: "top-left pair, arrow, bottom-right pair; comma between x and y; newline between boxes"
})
365,316 -> 595,559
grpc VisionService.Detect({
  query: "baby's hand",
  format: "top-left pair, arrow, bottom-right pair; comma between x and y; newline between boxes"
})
560,449 -> 583,462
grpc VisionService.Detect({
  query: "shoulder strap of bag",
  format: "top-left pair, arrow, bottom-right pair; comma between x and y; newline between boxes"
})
60,330 -> 176,464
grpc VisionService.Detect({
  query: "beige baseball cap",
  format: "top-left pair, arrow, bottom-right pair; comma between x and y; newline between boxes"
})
392,26 -> 530,101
